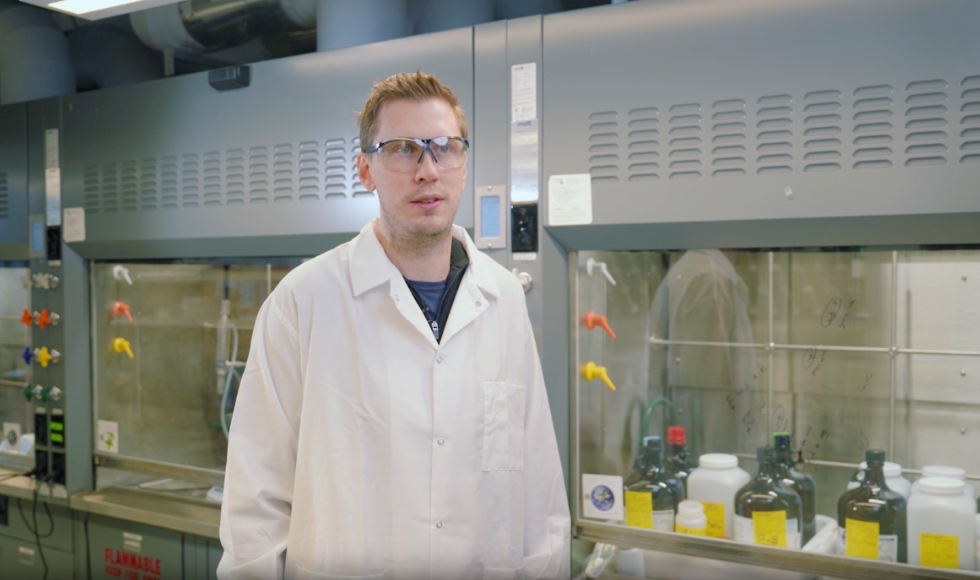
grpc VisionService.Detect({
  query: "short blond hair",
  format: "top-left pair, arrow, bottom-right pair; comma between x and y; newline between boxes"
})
357,71 -> 468,151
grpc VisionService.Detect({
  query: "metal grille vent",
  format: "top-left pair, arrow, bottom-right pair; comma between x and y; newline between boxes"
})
709,98 -> 748,178
801,90 -> 843,172
587,111 -> 620,183
0,172 -> 8,219
667,103 -> 703,180
959,75 -> 980,165
754,94 -> 794,175
902,79 -> 950,167
626,108 -> 658,182
850,84 -> 895,170
81,137 -> 374,214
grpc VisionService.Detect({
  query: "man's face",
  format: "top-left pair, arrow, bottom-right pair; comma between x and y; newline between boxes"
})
357,98 -> 466,245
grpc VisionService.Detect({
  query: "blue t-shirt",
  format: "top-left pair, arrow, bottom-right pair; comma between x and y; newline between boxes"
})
405,278 -> 447,321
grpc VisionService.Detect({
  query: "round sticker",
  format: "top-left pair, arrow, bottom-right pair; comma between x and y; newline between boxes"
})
591,485 -> 615,511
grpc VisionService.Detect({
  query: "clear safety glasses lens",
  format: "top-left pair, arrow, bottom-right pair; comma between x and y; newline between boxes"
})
373,137 -> 468,173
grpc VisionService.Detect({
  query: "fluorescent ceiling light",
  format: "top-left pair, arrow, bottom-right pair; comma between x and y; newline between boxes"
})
48,0 -> 143,14
20,0 -> 184,21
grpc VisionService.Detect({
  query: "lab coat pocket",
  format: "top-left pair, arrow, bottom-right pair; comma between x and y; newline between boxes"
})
482,381 -> 526,471
298,568 -> 385,580
483,565 -> 526,580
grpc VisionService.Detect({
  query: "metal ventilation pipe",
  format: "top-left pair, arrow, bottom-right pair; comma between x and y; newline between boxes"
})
131,0 -> 316,53
69,25 -> 164,90
316,0 -> 409,52
0,0 -> 75,105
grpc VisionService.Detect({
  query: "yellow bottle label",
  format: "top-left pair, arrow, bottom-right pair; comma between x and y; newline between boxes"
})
920,533 -> 958,569
752,510 -> 788,547
624,491 -> 653,529
676,523 -> 708,536
845,519 -> 879,560
701,502 -> 726,538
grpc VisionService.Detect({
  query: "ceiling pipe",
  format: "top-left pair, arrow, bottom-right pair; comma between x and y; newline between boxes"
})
0,0 -> 75,105
130,0 -> 316,53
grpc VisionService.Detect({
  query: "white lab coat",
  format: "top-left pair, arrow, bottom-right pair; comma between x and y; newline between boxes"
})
218,220 -> 570,580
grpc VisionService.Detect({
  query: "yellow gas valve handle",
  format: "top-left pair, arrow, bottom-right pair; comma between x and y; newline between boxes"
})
580,361 -> 616,391
35,346 -> 53,368
113,337 -> 134,359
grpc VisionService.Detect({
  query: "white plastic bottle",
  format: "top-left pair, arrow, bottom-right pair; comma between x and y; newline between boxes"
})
908,477 -> 976,570
675,500 -> 708,536
847,461 -> 912,498
910,466 -> 976,499
686,454 -> 750,538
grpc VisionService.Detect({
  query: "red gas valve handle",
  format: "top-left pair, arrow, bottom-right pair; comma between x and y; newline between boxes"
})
580,310 -> 617,339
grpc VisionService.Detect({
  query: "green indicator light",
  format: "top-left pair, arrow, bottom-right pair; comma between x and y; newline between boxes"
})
50,422 -> 64,431
51,434 -> 64,443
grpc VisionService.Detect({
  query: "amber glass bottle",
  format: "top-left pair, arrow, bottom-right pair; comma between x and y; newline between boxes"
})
734,446 -> 803,548
837,450 -> 907,563
624,436 -> 685,532
772,433 -> 817,545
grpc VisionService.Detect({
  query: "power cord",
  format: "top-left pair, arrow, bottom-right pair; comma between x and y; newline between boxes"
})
15,470 -> 55,580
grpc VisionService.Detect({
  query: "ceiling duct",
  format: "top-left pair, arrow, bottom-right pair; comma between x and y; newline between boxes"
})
130,0 -> 316,53
315,0 -> 409,52
0,0 -> 75,104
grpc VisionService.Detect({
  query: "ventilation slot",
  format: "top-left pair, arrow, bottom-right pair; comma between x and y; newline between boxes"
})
753,94 -> 795,175
83,164 -> 99,214
102,161 -> 119,212
589,111 -> 621,183
800,90 -> 843,172
0,172 -> 8,219
701,98 -> 746,177
901,79 -> 950,167
623,108 -> 658,182
960,75 -> 980,164
665,103 -> 702,179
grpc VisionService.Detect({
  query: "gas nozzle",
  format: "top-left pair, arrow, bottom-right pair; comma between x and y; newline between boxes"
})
581,310 -> 617,339
580,361 -> 616,391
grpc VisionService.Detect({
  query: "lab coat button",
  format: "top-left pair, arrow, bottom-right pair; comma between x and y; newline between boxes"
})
476,301 -> 482,307
436,357 -> 443,364
437,438 -> 445,445
435,521 -> 443,529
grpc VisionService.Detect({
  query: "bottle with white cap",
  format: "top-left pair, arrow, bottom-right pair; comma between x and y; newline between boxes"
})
908,477 -> 976,570
675,500 -> 708,535
847,460 -> 912,498
910,466 -> 976,500
686,453 -> 750,539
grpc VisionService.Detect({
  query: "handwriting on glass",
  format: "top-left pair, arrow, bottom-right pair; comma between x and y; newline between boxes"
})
802,348 -> 828,375
820,297 -> 856,329
742,411 -> 755,434
858,374 -> 873,391
772,404 -> 787,432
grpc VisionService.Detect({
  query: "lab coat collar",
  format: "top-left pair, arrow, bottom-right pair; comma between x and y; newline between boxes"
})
349,219 -> 500,300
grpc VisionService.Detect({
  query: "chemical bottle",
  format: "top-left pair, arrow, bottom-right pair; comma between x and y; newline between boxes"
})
908,477 -> 976,570
624,436 -> 685,532
847,461 -> 912,498
687,453 -> 750,539
665,426 -> 695,493
773,432 -> 817,546
837,450 -> 907,563
675,500 -> 708,536
734,446 -> 803,549
909,466 -> 976,499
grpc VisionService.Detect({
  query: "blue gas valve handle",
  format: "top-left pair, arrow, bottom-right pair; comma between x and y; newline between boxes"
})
22,346 -> 33,365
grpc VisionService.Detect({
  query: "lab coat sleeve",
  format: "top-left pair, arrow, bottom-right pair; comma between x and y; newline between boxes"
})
218,291 -> 303,580
521,320 -> 573,580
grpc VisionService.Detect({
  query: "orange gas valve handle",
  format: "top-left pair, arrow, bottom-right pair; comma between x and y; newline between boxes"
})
580,310 -> 617,339
112,301 -> 133,322
113,337 -> 134,359
580,361 -> 616,391
21,309 -> 33,328
37,309 -> 51,329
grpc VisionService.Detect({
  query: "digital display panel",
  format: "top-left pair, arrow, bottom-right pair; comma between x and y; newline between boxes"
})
481,196 -> 501,238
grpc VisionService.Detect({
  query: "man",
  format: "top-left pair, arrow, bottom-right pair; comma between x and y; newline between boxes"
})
218,71 -> 571,580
